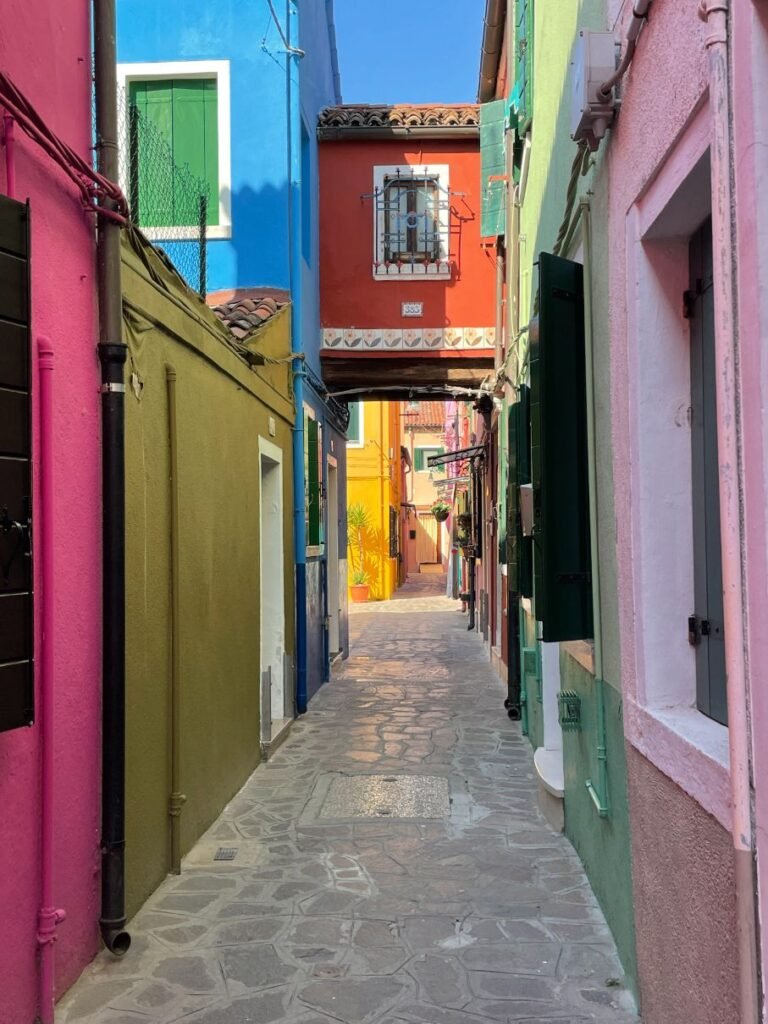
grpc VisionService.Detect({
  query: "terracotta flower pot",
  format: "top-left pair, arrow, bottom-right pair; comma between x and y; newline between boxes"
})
350,583 -> 370,603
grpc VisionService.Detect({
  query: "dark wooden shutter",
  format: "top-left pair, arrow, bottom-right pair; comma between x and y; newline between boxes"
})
531,252 -> 593,642
0,195 -> 33,733
507,385 -> 532,597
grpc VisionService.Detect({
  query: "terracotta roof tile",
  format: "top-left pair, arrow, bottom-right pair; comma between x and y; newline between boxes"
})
211,291 -> 288,341
403,401 -> 446,430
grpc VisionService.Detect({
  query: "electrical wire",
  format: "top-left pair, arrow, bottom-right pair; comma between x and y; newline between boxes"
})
265,0 -> 305,57
0,73 -> 127,222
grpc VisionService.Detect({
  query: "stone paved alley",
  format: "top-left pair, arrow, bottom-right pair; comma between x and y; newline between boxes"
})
58,581 -> 639,1024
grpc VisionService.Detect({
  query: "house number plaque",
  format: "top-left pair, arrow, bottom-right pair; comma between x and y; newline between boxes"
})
401,301 -> 423,317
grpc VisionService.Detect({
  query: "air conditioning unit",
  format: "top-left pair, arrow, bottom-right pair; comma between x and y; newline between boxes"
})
571,30 -> 618,151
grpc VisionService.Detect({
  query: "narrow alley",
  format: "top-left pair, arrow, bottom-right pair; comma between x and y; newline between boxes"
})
57,579 -> 637,1024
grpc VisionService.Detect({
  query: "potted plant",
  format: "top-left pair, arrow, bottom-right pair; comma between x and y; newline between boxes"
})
347,502 -> 371,602
431,499 -> 451,523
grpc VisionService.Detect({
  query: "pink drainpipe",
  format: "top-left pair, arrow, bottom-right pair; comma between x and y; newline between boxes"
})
37,337 -> 66,1024
700,1 -> 760,1020
3,114 -> 15,199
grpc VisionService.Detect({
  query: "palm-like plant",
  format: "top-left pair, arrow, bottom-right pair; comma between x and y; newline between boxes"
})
347,502 -> 370,582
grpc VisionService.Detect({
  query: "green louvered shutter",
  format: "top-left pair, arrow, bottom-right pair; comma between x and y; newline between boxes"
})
530,253 -> 593,642
480,99 -> 507,238
512,0 -> 534,134
129,79 -> 218,228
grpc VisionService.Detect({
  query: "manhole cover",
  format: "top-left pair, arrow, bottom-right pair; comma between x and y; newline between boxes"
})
313,775 -> 450,820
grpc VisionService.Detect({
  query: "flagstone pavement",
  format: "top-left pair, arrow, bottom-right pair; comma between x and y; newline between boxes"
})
57,584 -> 639,1024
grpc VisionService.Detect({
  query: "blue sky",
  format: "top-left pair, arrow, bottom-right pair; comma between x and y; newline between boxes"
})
332,0 -> 484,105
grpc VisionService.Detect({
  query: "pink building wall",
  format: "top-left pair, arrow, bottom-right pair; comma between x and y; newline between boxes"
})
0,3 -> 102,1020
732,3 -> 768,1011
605,1 -> 741,1016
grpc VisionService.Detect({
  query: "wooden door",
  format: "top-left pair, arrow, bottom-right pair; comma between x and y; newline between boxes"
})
416,512 -> 438,564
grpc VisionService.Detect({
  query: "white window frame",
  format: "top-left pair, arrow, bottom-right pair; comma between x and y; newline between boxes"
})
372,164 -> 451,281
346,401 -> 364,448
117,60 -> 232,241
622,100 -> 731,832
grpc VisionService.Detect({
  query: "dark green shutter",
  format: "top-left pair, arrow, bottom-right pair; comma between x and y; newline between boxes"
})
512,0 -> 533,134
480,99 -> 507,238
530,253 -> 593,642
0,195 -> 34,733
307,417 -> 320,546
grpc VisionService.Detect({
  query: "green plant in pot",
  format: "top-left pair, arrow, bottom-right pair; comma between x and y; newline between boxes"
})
431,499 -> 451,523
347,502 -> 371,602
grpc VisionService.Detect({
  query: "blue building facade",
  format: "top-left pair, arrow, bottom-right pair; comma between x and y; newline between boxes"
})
117,0 -> 349,704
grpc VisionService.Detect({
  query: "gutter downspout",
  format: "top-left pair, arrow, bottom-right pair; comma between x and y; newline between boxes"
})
287,0 -> 308,715
3,114 -> 15,199
94,0 -> 131,956
700,2 -> 760,1018
478,0 -> 506,103
580,200 -> 609,819
37,338 -> 66,1024
165,366 -> 185,874
324,0 -> 342,104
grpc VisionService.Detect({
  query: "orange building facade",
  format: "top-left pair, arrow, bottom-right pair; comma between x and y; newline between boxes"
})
318,104 -> 497,396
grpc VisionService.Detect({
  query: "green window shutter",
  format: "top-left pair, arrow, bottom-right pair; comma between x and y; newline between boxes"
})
347,402 -> 361,443
414,449 -> 425,472
307,417 -> 320,546
129,80 -> 175,227
512,0 -> 534,134
128,78 -> 218,228
480,98 -> 507,238
530,253 -> 593,642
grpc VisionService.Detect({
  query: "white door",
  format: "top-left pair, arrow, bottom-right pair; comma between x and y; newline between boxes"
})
260,444 -> 285,736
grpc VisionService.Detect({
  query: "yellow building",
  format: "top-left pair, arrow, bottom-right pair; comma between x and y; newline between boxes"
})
346,401 -> 402,600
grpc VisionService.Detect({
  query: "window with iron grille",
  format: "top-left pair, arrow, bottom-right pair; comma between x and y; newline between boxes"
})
370,164 -> 453,279
383,176 -> 440,262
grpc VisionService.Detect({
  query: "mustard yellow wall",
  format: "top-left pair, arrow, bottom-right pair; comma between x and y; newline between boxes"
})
347,402 -> 401,600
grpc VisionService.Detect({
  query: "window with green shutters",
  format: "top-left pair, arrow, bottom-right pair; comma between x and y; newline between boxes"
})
530,253 -> 593,642
512,0 -> 534,134
480,99 -> 507,238
414,447 -> 444,472
129,78 -> 219,228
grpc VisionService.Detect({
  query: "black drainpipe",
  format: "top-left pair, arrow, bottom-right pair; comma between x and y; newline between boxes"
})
94,0 -> 130,956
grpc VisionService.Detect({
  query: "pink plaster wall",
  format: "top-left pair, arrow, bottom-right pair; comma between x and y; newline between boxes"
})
605,0 -> 741,1016
0,3 -> 102,1020
731,3 -> 768,1011
627,747 -> 740,1024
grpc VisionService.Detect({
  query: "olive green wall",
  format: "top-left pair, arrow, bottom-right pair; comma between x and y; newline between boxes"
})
561,651 -> 637,995
121,232 -> 295,916
512,0 -> 637,994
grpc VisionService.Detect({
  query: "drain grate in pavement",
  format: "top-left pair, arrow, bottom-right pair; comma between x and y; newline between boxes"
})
213,847 -> 238,862
313,774 -> 450,820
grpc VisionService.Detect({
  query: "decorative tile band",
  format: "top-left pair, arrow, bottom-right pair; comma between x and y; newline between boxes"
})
322,327 -> 496,352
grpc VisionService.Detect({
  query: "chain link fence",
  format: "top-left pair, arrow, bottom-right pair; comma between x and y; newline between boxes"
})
116,90 -> 210,297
